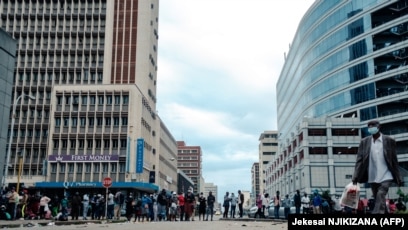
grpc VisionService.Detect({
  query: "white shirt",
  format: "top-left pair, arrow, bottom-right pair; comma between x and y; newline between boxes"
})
301,196 -> 310,208
368,135 -> 393,183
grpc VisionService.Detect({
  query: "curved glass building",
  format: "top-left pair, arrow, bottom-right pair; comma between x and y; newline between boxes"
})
270,0 -> 408,197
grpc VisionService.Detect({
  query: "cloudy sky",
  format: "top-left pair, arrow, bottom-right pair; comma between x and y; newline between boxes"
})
157,0 -> 315,202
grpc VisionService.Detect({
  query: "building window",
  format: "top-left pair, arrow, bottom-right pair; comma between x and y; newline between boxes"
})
111,163 -> 117,173
105,117 -> 111,126
113,117 -> 119,126
97,117 -> 103,126
85,163 -> 91,173
90,96 -> 95,104
80,117 -> 86,127
106,95 -> 112,104
104,139 -> 110,148
79,140 -> 84,149
77,164 -> 83,173
55,118 -> 61,127
64,117 -> 69,126
121,117 -> 128,125
115,95 -> 120,104
82,96 -> 87,105
68,163 -> 74,173
102,163 -> 108,172
62,140 -> 68,148
53,140 -> 59,149
51,164 -> 57,173
96,140 -> 101,148
88,117 -> 94,126
98,95 -> 104,105
60,164 -> 65,173
87,140 -> 93,149
72,117 -> 77,127
70,139 -> 76,148
112,139 -> 118,148
123,95 -> 129,104
94,164 -> 100,172
120,139 -> 127,148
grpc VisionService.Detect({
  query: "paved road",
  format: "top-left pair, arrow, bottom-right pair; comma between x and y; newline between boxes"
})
0,217 -> 288,230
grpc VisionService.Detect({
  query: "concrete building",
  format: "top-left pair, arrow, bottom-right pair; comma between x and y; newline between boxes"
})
258,131 -> 278,196
274,0 -> 408,198
177,169 -> 194,195
0,28 -> 17,190
203,182 -> 218,204
0,0 -> 178,195
250,162 -> 259,204
177,141 -> 202,194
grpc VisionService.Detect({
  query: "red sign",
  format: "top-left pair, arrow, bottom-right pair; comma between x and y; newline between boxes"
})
102,177 -> 112,188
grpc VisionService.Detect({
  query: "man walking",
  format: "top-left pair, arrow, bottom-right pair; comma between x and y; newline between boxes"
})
352,120 -> 403,214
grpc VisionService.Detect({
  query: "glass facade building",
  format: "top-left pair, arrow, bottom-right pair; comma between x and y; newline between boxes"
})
273,0 -> 408,196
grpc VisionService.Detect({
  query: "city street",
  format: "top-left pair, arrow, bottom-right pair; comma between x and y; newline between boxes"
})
0,217 -> 288,230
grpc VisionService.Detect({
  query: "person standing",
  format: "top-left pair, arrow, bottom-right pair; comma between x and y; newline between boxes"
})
184,188 -> 195,221
82,193 -> 89,220
352,120 -> 403,214
39,194 -> 51,219
178,192 -> 185,221
282,194 -> 291,219
331,194 -> 342,214
107,191 -> 115,220
312,190 -> 322,214
301,192 -> 310,214
205,191 -> 215,221
261,193 -> 269,218
230,192 -> 237,218
255,193 -> 263,218
198,192 -> 206,220
294,190 -> 301,214
6,187 -> 19,220
157,189 -> 168,221
223,192 -> 231,218
273,191 -> 280,219
125,193 -> 134,222
114,190 -> 124,220
71,192 -> 81,220
238,190 -> 244,218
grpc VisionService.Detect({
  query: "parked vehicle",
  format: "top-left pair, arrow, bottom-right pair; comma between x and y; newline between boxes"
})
267,200 -> 303,219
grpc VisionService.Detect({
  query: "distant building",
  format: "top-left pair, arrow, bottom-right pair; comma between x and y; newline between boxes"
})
177,141 -> 202,194
258,131 -> 278,196
250,162 -> 259,204
203,182 -> 218,206
0,28 -> 17,189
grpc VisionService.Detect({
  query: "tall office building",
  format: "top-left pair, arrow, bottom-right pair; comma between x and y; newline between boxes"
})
177,141 -> 202,194
274,0 -> 408,197
250,162 -> 259,203
0,0 -> 168,194
258,130 -> 278,196
0,28 -> 17,187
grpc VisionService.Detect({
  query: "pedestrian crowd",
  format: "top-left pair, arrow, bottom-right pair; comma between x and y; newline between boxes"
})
0,186 -> 227,223
221,190 -> 245,219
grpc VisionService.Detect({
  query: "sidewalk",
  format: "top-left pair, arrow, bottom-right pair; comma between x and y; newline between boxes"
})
0,216 -> 288,229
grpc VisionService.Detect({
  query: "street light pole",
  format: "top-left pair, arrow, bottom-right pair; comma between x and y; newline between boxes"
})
2,94 -> 36,191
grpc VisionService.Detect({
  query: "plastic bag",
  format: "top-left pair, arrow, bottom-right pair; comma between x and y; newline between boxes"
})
340,182 -> 360,209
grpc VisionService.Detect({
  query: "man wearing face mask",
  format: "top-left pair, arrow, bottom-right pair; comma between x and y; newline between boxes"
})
352,120 -> 403,214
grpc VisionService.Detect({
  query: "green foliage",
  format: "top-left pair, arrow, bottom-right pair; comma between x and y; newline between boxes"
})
396,188 -> 408,203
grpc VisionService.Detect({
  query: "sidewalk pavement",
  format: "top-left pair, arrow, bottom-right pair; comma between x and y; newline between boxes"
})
0,216 -> 288,230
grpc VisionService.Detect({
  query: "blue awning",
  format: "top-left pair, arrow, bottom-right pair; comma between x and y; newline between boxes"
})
34,181 -> 159,193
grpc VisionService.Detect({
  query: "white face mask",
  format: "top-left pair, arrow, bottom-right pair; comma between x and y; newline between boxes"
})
368,127 -> 379,135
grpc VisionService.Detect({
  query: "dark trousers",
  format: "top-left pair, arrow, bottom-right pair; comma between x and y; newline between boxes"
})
223,206 -> 229,218
230,205 -> 236,218
238,204 -> 243,217
371,180 -> 392,214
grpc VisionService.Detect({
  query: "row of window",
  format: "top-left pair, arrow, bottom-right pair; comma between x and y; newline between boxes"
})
55,116 -> 128,127
10,129 -> 48,138
57,95 -> 129,105
50,162 -> 124,174
53,139 -> 127,149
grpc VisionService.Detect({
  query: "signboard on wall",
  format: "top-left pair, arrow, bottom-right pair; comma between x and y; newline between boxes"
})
48,154 -> 119,162
136,138 -> 144,173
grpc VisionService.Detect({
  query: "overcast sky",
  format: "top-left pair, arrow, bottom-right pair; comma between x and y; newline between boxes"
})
157,0 -> 315,202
